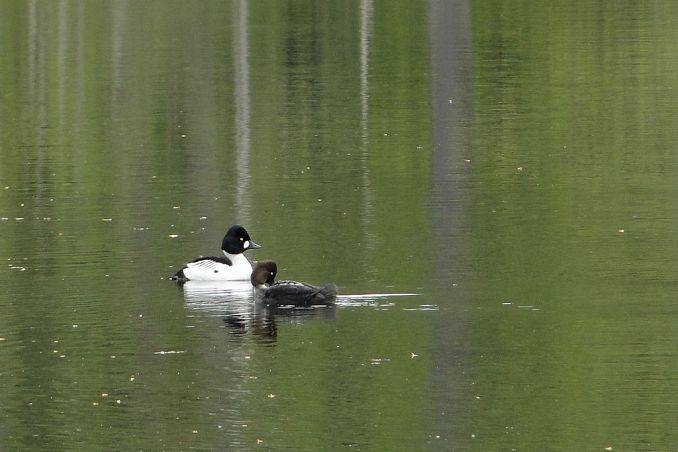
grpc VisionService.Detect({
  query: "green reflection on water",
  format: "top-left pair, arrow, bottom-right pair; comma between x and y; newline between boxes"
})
466,1 -> 678,450
1,0 -> 434,450
0,0 -> 676,450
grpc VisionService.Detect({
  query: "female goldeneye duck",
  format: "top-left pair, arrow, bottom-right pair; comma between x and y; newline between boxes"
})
170,225 -> 261,282
250,261 -> 338,307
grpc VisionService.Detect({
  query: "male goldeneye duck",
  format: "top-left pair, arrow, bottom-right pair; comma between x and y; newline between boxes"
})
250,261 -> 338,307
170,225 -> 260,282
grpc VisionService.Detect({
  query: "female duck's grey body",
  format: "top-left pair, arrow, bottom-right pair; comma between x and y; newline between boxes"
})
251,261 -> 337,307
171,225 -> 260,282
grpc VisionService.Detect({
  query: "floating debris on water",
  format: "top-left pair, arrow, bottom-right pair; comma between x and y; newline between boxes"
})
502,301 -> 512,306
370,358 -> 390,365
101,218 -> 112,222
154,350 -> 186,355
169,234 -> 179,238
336,293 -> 418,308
339,293 -> 418,300
403,304 -> 439,311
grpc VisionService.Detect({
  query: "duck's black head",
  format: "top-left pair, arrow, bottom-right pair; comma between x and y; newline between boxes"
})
251,261 -> 277,287
221,225 -> 261,255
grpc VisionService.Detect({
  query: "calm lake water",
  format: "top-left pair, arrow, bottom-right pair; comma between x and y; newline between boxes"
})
1,1 -> 677,450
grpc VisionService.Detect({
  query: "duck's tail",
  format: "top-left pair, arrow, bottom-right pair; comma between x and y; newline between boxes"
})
305,283 -> 338,305
169,268 -> 188,283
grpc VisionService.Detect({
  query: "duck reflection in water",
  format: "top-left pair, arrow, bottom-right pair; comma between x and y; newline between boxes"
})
181,279 -> 335,343
221,303 -> 336,343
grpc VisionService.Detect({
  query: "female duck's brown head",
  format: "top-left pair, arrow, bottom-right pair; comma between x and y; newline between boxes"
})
250,261 -> 277,288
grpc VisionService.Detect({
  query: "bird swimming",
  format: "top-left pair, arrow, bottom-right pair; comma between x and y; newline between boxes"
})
170,225 -> 260,282
250,260 -> 337,307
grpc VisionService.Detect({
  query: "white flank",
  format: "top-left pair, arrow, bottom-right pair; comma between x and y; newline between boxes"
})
183,253 -> 253,281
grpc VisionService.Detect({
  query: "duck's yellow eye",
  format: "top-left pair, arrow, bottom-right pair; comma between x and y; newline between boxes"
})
240,237 -> 243,241
270,272 -> 274,275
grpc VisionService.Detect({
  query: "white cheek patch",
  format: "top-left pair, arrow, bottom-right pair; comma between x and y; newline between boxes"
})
243,240 -> 249,249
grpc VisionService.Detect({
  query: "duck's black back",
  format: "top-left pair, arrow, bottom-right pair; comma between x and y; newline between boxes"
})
264,281 -> 337,307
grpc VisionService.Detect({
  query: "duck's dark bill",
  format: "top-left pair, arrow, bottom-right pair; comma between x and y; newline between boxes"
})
248,241 -> 261,249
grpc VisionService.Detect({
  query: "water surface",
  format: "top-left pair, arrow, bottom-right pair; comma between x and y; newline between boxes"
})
1,1 -> 677,450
